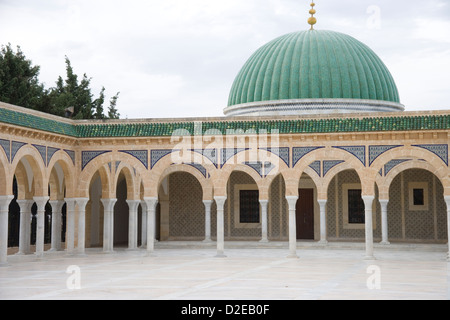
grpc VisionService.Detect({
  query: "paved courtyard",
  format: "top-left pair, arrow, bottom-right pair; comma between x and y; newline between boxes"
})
1,243 -> 449,300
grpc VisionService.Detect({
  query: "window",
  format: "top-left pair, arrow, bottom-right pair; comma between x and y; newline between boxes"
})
408,182 -> 428,211
413,189 -> 424,206
348,189 -> 365,224
239,190 -> 260,223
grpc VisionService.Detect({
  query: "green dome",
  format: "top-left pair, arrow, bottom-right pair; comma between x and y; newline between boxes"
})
227,30 -> 401,113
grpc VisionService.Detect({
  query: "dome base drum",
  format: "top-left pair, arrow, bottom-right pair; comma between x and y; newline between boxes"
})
224,98 -> 405,117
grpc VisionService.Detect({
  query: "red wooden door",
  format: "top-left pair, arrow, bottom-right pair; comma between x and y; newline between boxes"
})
296,189 -> 314,240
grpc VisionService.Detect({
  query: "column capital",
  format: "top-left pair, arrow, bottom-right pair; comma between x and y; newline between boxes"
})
317,199 -> 327,206
75,198 -> 90,209
285,195 -> 298,207
214,196 -> 227,208
126,199 -> 141,210
17,199 -> 34,211
143,197 -> 158,210
259,199 -> 269,205
101,198 -> 118,211
0,195 -> 14,206
64,198 -> 77,210
202,199 -> 214,206
33,196 -> 49,209
362,195 -> 375,209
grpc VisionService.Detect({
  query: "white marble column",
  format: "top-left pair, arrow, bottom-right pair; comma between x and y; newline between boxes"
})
65,198 -> 77,255
33,196 -> 49,258
0,196 -> 13,266
318,199 -> 328,244
140,200 -> 148,248
379,199 -> 390,245
362,195 -> 375,260
259,200 -> 269,243
76,198 -> 89,255
126,200 -> 140,250
444,196 -> 450,261
285,196 -> 299,259
203,200 -> 213,243
49,200 -> 64,252
144,197 -> 158,255
214,196 -> 227,257
16,199 -> 33,255
101,198 -> 117,253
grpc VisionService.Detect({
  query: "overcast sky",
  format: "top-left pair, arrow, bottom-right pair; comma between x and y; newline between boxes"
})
1,0 -> 449,119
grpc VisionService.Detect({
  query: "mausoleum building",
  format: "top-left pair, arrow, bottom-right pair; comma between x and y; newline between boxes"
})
0,3 -> 449,265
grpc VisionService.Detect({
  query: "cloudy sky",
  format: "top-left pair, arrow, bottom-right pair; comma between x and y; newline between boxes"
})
1,0 -> 449,119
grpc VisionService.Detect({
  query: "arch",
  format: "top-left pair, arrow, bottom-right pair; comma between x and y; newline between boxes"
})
114,164 -> 138,200
370,146 -> 448,180
213,148 -> 290,198
326,168 -> 368,240
149,150 -> 217,198
46,150 -> 76,198
78,152 -> 151,198
11,145 -> 46,197
288,147 -> 366,197
384,167 -> 447,242
158,163 -> 213,200
216,163 -> 264,198
159,169 -> 207,241
377,159 -> 447,200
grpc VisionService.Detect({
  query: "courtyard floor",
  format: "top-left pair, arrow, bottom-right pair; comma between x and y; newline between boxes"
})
1,242 -> 449,301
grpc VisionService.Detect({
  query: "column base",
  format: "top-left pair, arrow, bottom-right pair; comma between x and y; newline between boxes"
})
215,252 -> 226,258
286,253 -> 299,259
318,240 -> 328,245
363,255 -> 376,261
202,238 -> 213,243
379,241 -> 391,245
259,239 -> 269,243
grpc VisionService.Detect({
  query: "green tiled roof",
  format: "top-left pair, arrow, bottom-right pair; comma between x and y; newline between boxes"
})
75,115 -> 450,138
0,106 -> 449,138
0,107 -> 78,137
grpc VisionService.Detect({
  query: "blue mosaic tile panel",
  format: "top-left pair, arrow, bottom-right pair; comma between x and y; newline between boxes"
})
333,146 -> 366,166
82,150 -> 111,170
183,162 -> 208,178
369,145 -> 402,166
11,141 -> 27,163
308,161 -> 321,177
292,147 -> 324,167
243,162 -> 263,177
259,147 -> 290,167
64,149 -> 76,165
323,160 -> 345,176
412,144 -> 448,166
384,159 -> 412,175
221,148 -> 248,167
151,149 -> 178,169
47,147 -> 60,166
190,149 -> 218,168
119,150 -> 148,169
0,139 -> 10,162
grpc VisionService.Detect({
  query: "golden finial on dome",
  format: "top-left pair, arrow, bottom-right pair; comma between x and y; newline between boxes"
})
308,2 -> 317,30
